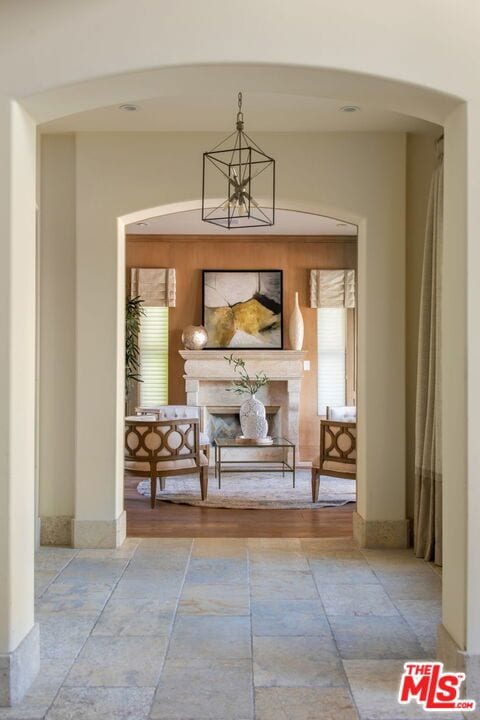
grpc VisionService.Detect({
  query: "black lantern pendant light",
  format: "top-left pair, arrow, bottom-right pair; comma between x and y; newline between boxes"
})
202,93 -> 275,229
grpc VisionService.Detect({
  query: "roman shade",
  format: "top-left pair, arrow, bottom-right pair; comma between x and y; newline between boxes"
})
130,268 -> 176,307
309,269 -> 355,308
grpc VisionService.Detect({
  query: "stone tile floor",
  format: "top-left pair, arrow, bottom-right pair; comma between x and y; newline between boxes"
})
1,537 -> 449,720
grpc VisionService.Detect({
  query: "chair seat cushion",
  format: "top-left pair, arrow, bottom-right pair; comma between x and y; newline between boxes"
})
328,406 -> 357,422
125,452 -> 208,473
125,414 -> 157,422
312,457 -> 356,475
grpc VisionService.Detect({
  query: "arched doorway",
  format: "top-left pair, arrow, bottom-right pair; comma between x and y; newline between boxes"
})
120,204 -> 360,534
0,52 -> 472,708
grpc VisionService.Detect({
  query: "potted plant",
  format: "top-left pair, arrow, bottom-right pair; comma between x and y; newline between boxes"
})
125,296 -> 145,398
225,354 -> 269,439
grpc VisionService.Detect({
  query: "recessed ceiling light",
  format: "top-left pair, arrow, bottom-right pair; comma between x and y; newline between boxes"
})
336,222 -> 348,227
137,221 -> 148,226
339,105 -> 360,113
119,104 -> 139,112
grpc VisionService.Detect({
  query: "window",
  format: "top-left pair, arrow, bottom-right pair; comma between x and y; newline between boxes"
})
138,307 -> 169,406
317,307 -> 346,416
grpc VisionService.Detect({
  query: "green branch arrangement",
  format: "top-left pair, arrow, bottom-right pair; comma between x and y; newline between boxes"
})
125,296 -> 145,396
225,353 -> 269,396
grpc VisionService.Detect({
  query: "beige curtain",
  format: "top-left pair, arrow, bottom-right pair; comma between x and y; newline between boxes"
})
414,157 -> 443,565
310,269 -> 355,308
130,268 -> 176,307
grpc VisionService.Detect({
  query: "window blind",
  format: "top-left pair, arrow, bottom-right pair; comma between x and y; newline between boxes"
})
139,307 -> 169,406
317,307 -> 346,416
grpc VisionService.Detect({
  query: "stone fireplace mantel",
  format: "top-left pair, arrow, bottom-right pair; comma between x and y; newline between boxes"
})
179,350 -> 306,379
179,350 -> 306,450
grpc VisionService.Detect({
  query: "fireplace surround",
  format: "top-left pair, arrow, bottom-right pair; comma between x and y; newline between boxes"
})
179,350 -> 306,462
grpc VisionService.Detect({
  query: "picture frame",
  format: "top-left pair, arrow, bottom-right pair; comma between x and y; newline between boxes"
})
202,270 -> 283,350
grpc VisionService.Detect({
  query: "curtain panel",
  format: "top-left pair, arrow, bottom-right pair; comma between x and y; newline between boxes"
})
310,269 -> 356,308
130,268 -> 176,307
414,159 -> 443,565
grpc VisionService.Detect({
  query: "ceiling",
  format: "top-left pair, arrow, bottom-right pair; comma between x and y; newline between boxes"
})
126,209 -> 357,237
40,91 -> 440,134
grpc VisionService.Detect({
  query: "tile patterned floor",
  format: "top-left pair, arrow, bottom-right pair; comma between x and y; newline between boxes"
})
2,538 -> 448,720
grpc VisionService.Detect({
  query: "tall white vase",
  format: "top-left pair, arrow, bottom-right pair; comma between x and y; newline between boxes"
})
239,395 -> 268,439
288,291 -> 304,351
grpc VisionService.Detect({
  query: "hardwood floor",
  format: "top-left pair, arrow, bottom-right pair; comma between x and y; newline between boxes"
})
125,476 -> 355,538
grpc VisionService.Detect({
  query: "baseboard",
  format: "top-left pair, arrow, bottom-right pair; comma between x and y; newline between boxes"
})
35,515 -> 41,550
72,510 -> 126,548
353,511 -> 410,548
437,623 -> 465,672
40,516 -> 72,546
438,624 -> 480,715
0,624 -> 40,707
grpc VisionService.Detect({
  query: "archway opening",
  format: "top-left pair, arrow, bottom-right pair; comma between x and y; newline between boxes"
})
120,203 -> 359,537
11,56 -> 464,713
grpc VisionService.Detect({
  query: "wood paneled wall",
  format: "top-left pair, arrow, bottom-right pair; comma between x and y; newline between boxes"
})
126,235 -> 357,462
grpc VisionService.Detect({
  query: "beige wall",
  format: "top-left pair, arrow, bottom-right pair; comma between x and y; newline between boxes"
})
0,99 -> 36,653
37,130 -> 407,532
465,100 -> 480,656
39,125 -> 473,654
39,135 -> 76,519
2,0 -> 479,677
405,135 -> 438,518
39,128 -> 438,517
443,106 -> 468,650
126,235 -> 357,462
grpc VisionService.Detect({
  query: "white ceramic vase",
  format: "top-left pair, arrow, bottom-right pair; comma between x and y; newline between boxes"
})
288,291 -> 304,351
239,395 -> 268,439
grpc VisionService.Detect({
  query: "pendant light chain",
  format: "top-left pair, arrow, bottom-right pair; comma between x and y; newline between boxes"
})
236,92 -> 244,130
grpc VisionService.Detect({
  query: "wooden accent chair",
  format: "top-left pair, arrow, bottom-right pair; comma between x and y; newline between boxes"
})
135,405 -> 211,464
125,417 -> 208,508
311,406 -> 357,503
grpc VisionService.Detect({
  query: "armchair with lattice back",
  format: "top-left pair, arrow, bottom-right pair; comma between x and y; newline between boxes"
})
311,406 -> 357,503
135,406 -> 211,466
125,416 -> 209,508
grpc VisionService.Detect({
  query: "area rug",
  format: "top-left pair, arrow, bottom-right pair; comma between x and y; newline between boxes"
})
136,468 -> 356,509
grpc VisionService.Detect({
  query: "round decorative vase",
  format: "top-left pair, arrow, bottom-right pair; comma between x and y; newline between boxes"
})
239,395 -> 268,439
182,325 -> 208,350
288,291 -> 304,351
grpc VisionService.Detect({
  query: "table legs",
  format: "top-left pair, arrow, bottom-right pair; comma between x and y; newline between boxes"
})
311,467 -> 320,502
214,444 -> 295,490
200,466 -> 208,500
292,445 -> 296,488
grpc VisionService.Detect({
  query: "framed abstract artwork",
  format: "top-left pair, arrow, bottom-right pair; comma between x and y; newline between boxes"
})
202,270 -> 283,349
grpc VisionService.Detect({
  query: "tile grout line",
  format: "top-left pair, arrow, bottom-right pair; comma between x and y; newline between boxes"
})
305,547 -> 362,720
33,541 -> 441,719
35,548 -> 80,600
359,549 -> 439,659
31,548 -> 82,718
249,540 -> 363,717
147,538 -> 194,720
40,541 -> 142,719
85,542 -> 142,636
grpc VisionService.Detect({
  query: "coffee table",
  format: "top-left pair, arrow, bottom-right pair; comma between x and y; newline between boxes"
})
214,437 -> 296,489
